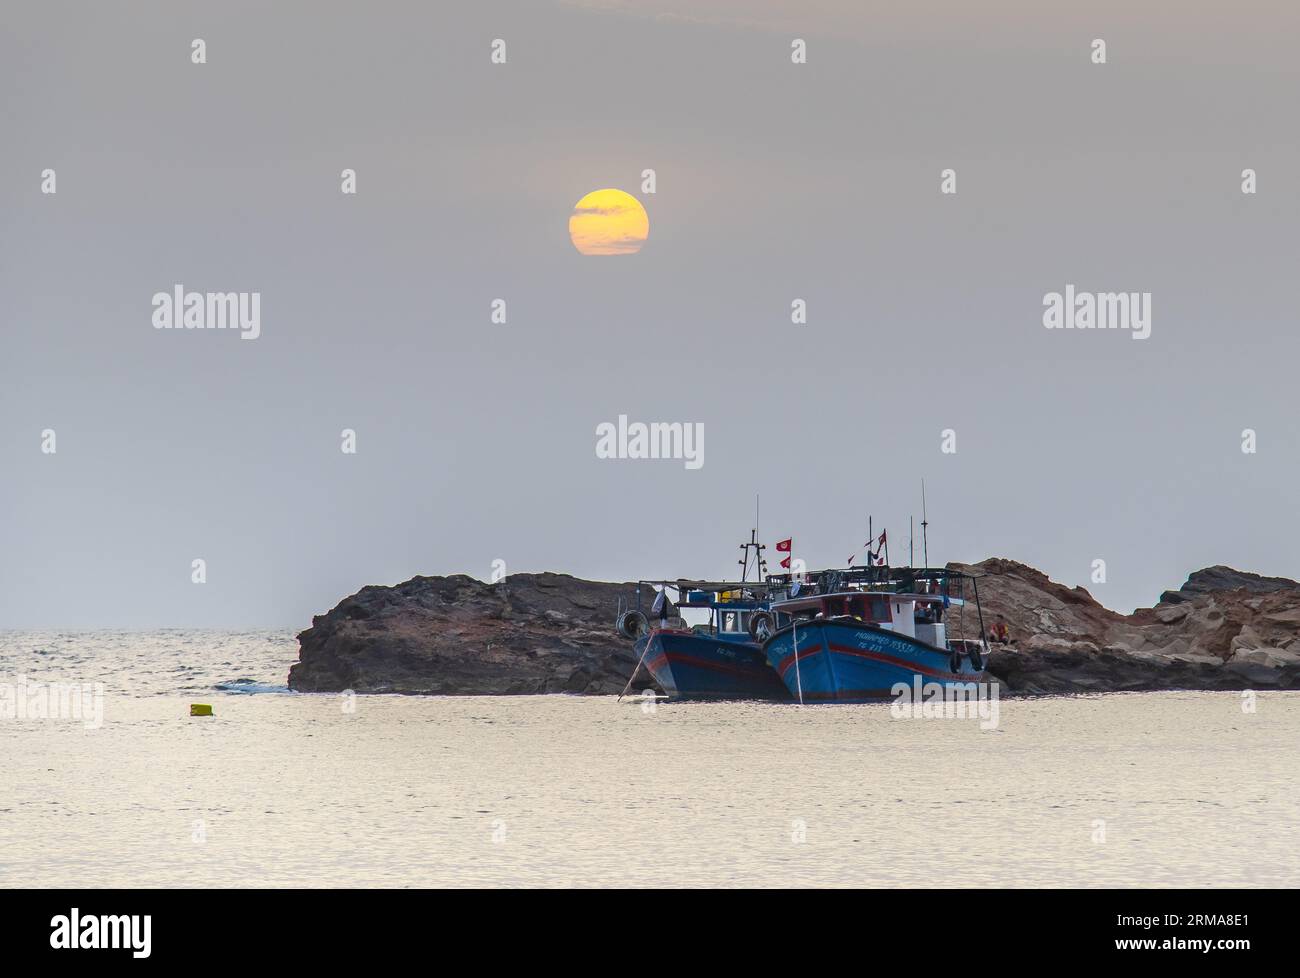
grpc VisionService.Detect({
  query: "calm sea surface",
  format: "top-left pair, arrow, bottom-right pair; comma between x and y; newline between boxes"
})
2,630 -> 1297,887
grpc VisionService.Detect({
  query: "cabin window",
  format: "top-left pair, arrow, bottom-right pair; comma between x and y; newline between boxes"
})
914,601 -> 942,624
833,596 -> 892,622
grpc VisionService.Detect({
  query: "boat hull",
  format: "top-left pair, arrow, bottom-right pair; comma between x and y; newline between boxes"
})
635,629 -> 791,702
763,619 -> 987,703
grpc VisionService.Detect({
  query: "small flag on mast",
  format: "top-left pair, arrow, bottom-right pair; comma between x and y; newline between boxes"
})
850,529 -> 889,568
777,537 -> 792,569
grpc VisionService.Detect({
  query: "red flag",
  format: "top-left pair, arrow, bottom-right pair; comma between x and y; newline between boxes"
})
775,538 -> 792,553
780,556 -> 791,569
877,530 -> 887,546
847,554 -> 856,566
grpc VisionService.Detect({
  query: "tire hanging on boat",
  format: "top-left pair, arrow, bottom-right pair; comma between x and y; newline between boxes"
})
616,610 -> 649,640
948,645 -> 985,674
747,610 -> 775,642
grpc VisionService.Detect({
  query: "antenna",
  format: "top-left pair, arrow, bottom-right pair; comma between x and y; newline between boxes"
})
921,480 -> 930,569
910,515 -> 914,568
738,498 -> 767,584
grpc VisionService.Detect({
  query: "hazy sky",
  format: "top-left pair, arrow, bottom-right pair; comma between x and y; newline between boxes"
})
3,1 -> 1298,627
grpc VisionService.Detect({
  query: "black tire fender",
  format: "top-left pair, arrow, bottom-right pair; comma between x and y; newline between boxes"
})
617,610 -> 649,640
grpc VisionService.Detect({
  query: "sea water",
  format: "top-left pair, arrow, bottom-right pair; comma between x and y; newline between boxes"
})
1,630 -> 1297,887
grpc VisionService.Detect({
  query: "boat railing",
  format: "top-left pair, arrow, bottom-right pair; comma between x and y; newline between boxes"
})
764,565 -> 972,600
633,579 -> 783,612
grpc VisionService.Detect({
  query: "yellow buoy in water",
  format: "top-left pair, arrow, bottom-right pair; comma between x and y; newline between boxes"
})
190,704 -> 213,717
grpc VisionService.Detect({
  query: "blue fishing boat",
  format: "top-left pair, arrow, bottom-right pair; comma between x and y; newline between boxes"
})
630,611 -> 792,701
761,567 -> 991,703
616,533 -> 792,702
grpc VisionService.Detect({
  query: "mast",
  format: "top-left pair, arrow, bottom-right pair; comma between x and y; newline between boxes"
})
737,517 -> 767,585
921,480 -> 930,569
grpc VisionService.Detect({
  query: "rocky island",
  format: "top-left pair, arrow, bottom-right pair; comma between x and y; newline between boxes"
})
287,560 -> 1300,696
288,573 -> 646,695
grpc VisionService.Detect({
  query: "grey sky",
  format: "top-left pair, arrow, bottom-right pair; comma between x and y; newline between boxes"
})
2,1 -> 1297,627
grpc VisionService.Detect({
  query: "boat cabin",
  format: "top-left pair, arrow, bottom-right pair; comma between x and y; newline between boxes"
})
636,581 -> 780,643
714,606 -> 755,639
771,590 -> 961,648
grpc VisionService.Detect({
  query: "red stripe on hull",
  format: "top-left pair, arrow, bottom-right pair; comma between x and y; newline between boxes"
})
774,640 -> 825,675
659,651 -> 763,678
777,638 -> 984,684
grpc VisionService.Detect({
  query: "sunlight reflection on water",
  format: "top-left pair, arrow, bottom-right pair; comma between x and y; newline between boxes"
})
2,631 -> 1297,887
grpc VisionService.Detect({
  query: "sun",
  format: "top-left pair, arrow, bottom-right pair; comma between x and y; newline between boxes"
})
568,189 -> 649,256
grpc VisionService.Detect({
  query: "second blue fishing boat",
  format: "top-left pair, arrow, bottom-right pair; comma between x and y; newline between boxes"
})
761,568 -> 991,703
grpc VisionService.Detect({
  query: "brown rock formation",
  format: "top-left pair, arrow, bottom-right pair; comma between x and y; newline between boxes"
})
288,573 -> 651,695
958,559 -> 1300,693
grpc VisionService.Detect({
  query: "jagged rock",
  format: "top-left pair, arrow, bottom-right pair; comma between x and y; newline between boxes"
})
1155,604 -> 1190,624
288,573 -> 660,696
953,558 -> 1300,693
1179,566 -> 1300,596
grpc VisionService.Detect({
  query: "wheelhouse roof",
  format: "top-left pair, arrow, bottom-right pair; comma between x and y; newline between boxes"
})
765,565 -> 978,585
637,579 -> 782,593
641,566 -> 976,593
770,590 -> 965,612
